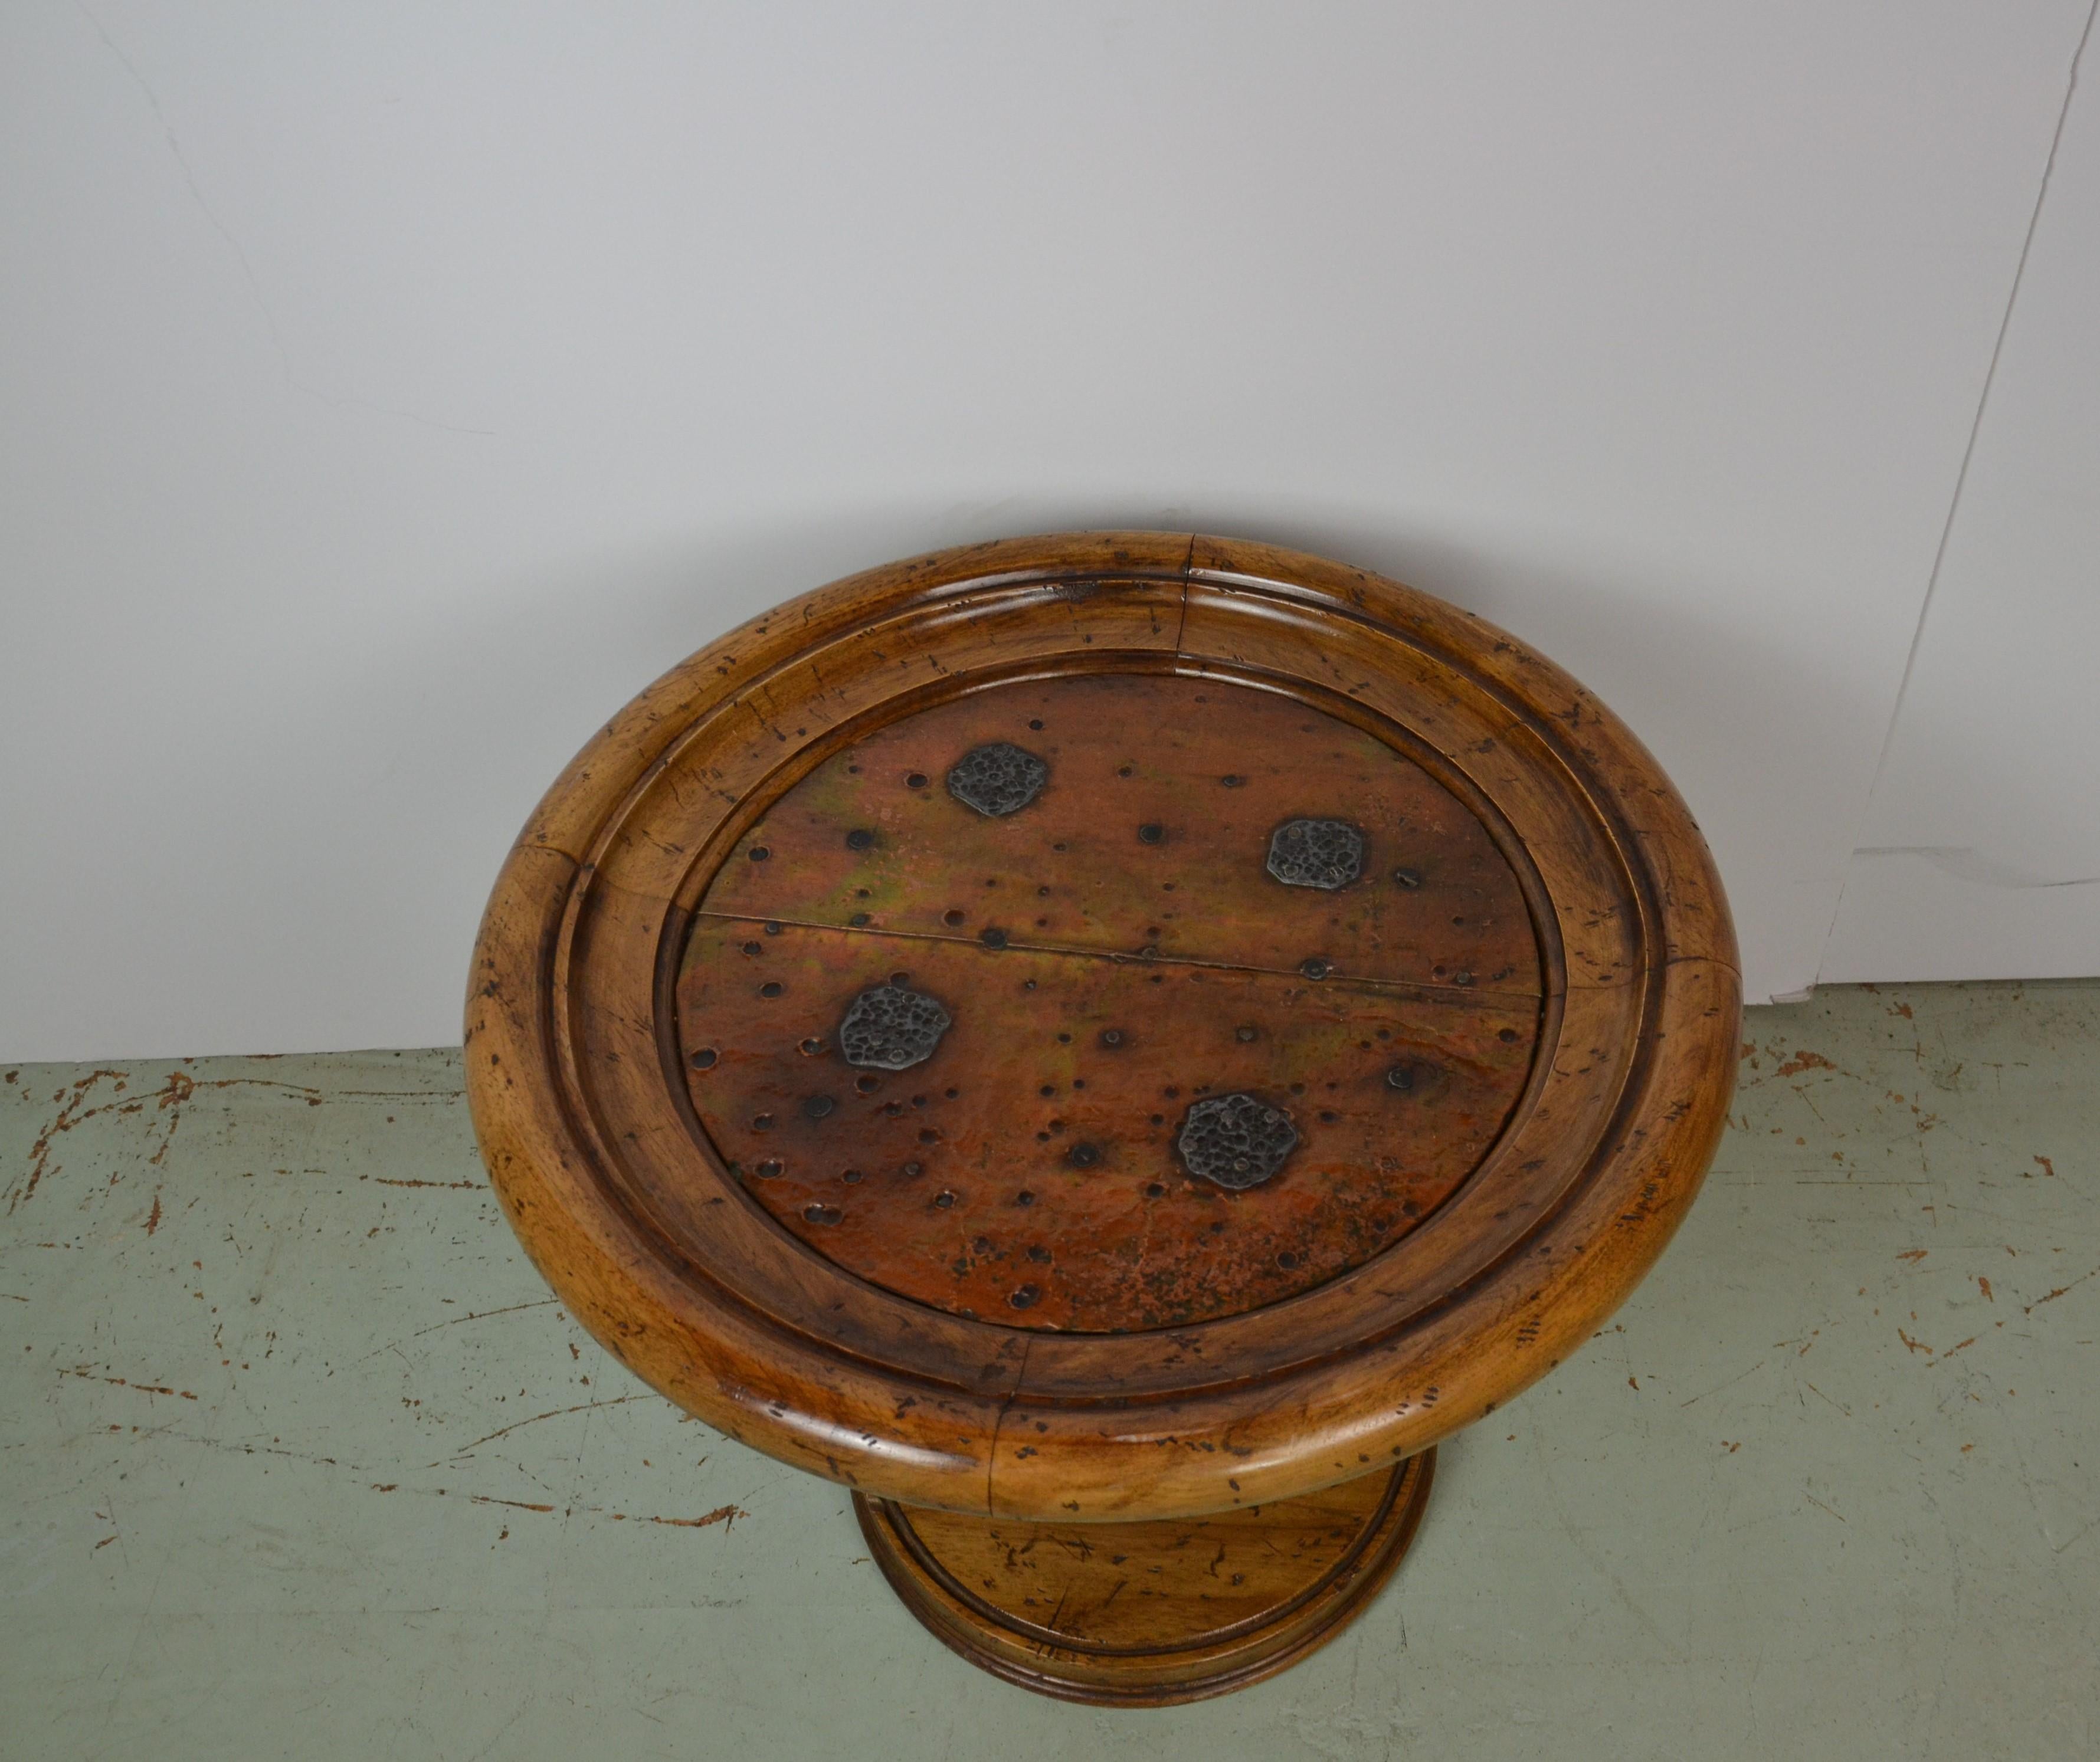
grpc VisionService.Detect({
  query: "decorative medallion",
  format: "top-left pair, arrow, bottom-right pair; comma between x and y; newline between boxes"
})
1176,1091 -> 1299,1190
837,984 -> 952,1071
1266,818 -> 1365,891
946,743 -> 1049,817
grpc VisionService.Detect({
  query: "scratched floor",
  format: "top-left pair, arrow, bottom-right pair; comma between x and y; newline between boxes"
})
2,980 -> 2095,1760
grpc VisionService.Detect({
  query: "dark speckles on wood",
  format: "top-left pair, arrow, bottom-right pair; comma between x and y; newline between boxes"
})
676,920 -> 1536,1332
698,673 -> 1543,998
676,672 -> 1553,1331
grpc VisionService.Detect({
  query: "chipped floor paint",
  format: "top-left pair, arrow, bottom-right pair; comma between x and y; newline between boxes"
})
2,982 -> 2096,1759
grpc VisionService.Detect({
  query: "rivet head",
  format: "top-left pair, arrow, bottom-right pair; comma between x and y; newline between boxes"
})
837,986 -> 952,1070
1176,1092 -> 1298,1190
946,743 -> 1049,816
1267,818 -> 1365,890
1385,1064 -> 1417,1091
1008,1283 -> 1041,1310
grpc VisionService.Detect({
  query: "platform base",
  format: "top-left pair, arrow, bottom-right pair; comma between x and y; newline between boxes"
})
854,1451 -> 1434,1706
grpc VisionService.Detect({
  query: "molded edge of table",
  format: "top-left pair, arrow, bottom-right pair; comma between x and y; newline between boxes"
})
465,531 -> 1740,1523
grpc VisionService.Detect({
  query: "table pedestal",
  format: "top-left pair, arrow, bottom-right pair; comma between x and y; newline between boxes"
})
855,1452 -> 1435,1705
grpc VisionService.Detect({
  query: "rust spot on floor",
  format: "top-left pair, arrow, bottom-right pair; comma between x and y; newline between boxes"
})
645,1504 -> 746,1530
2026,1265 -> 2098,1312
1774,1050 -> 1838,1078
57,1370 -> 197,1399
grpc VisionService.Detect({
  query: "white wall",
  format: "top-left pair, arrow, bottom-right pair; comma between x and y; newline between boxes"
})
1822,15 -> 2100,984
1,2 -> 2094,1061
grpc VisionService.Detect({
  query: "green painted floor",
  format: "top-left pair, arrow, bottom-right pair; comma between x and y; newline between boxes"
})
4,981 -> 2095,1760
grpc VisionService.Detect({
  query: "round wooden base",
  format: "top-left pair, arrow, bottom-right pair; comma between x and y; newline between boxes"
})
854,1451 -> 1434,1706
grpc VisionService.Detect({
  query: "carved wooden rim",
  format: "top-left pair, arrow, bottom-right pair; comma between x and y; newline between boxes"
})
863,1453 -> 1426,1658
851,1451 -> 1436,1707
466,532 -> 1740,1521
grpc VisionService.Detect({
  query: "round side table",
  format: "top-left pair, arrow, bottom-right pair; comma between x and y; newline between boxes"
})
466,533 -> 1739,1705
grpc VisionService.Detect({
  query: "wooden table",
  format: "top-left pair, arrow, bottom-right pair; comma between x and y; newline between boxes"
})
466,533 -> 1739,1704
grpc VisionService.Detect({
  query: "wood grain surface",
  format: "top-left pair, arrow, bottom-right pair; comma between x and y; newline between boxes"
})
680,922 -> 1535,1330
679,670 -> 1539,1330
464,531 -> 1741,1524
697,672 -> 1539,992
856,1451 -> 1436,1705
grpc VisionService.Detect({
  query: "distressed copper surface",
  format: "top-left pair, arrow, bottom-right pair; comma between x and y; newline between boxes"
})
699,674 -> 1539,996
